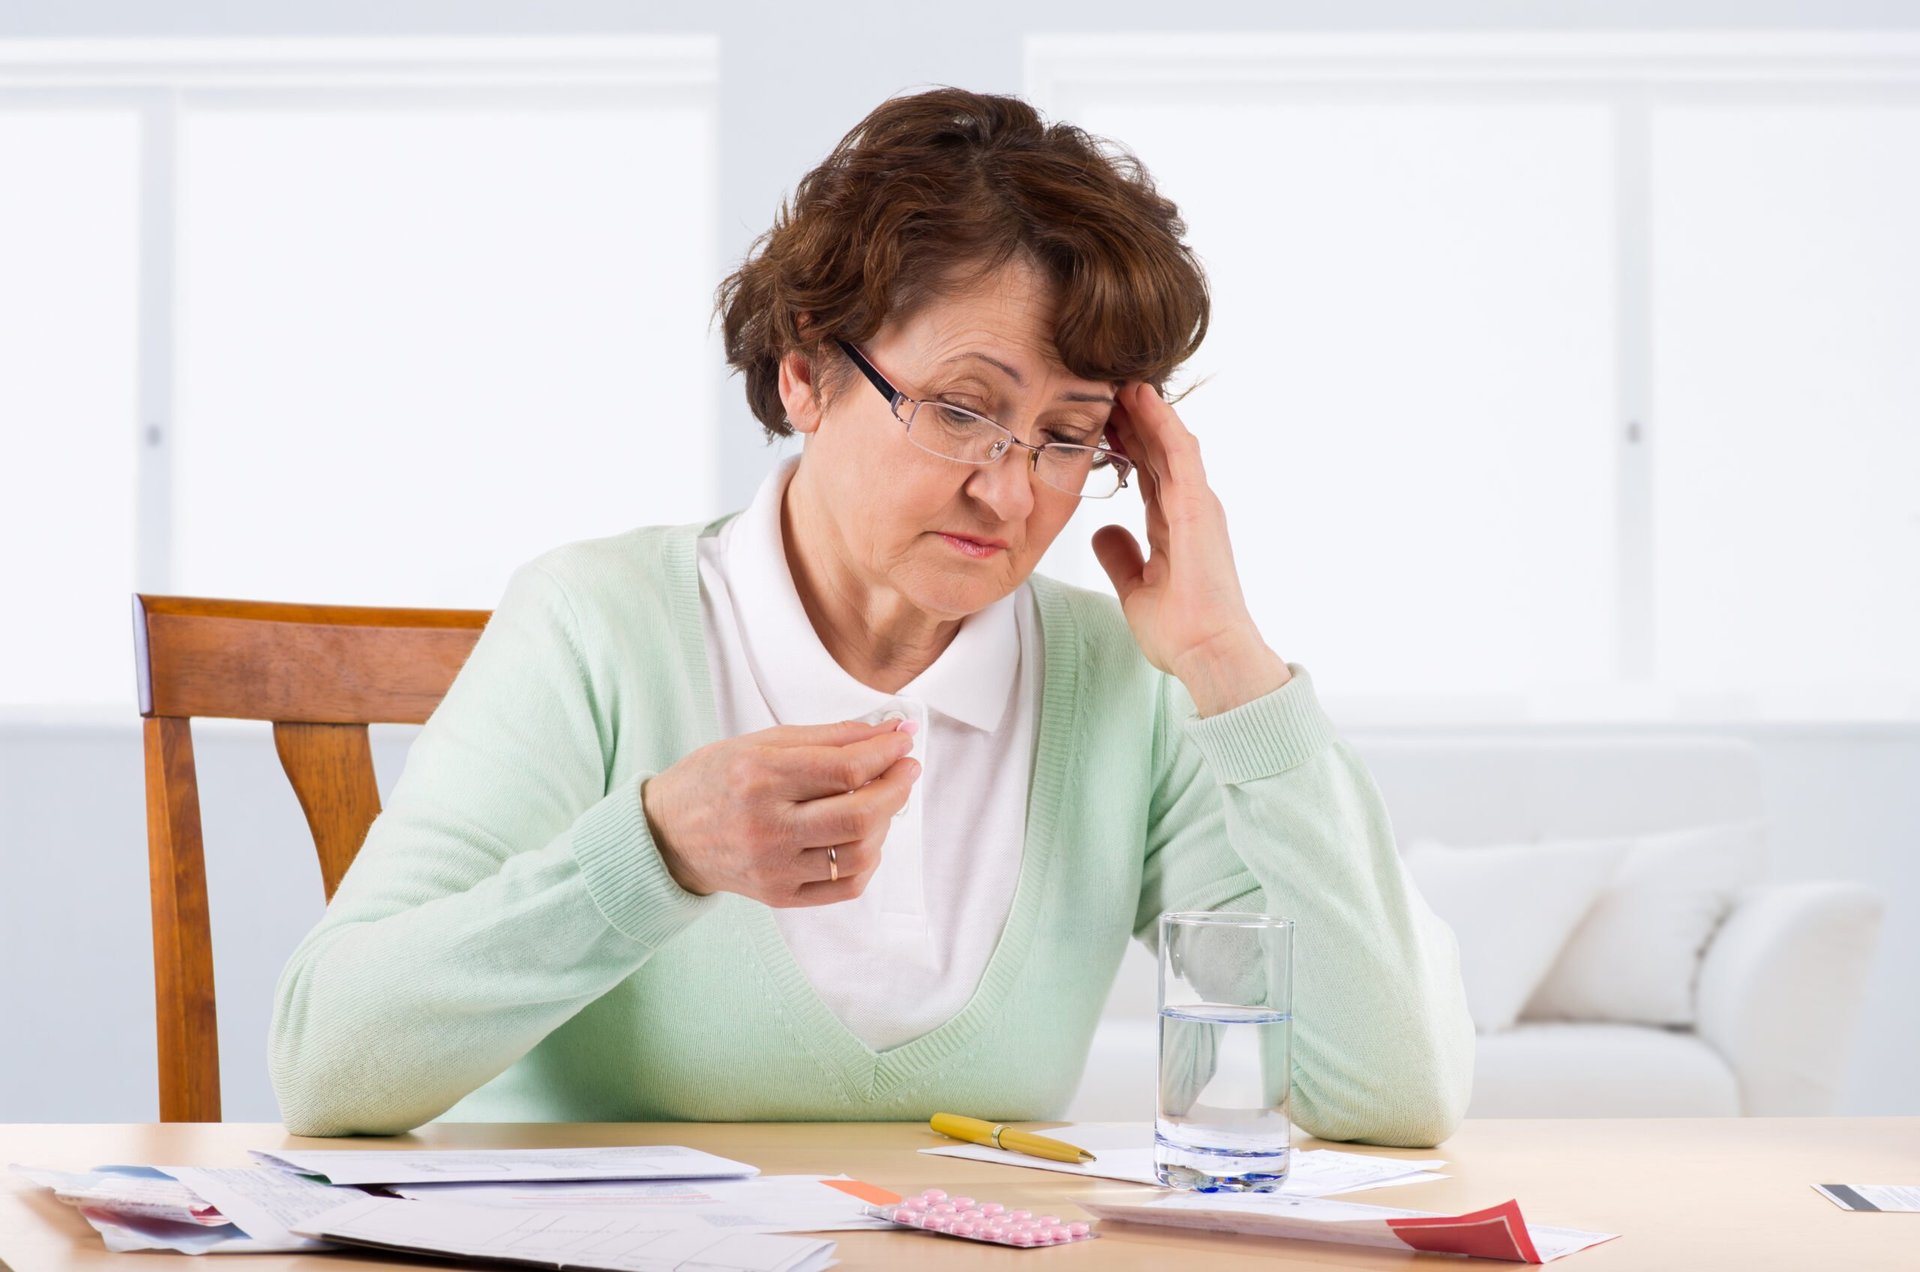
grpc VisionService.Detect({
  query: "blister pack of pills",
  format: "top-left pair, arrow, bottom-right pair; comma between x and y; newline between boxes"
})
866,1189 -> 1096,1247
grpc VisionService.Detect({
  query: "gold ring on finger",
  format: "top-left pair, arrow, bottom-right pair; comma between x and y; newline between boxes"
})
827,845 -> 839,883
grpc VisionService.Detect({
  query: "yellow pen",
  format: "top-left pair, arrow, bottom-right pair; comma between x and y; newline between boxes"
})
929,1113 -> 1098,1165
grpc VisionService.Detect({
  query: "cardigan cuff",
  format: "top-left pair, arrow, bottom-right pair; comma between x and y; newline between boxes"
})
570,778 -> 718,948
1182,663 -> 1339,785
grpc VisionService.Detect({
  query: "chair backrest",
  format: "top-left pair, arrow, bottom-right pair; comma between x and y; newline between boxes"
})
133,593 -> 490,1122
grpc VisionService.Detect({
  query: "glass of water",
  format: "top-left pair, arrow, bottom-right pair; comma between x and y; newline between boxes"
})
1154,910 -> 1294,1191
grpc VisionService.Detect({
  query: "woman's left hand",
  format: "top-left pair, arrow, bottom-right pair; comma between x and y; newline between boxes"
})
1093,381 -> 1292,717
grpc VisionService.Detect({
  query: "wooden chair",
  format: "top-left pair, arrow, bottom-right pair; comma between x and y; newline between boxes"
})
133,594 -> 490,1122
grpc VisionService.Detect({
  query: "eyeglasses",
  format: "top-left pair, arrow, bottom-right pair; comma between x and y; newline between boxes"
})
835,339 -> 1133,499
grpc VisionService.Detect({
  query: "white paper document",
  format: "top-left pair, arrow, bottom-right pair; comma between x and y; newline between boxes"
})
253,1144 -> 759,1186
292,1195 -> 837,1272
11,1164 -> 227,1226
1814,1183 -> 1920,1213
162,1165 -> 350,1250
1078,1191 -> 1618,1263
919,1122 -> 1447,1195
9,1163 -> 350,1255
391,1173 -> 893,1233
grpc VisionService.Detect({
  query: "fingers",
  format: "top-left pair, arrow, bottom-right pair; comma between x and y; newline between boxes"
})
1092,524 -> 1146,602
756,718 -> 907,750
786,820 -> 890,906
1121,382 -> 1203,483
788,753 -> 920,845
790,871 -> 871,906
767,725 -> 918,799
1108,392 -> 1170,556
1116,384 -> 1212,523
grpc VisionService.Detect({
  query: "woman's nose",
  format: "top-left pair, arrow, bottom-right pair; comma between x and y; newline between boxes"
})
963,445 -> 1038,521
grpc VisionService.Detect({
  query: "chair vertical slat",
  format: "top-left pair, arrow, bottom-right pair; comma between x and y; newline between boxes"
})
143,715 -> 222,1123
272,722 -> 383,901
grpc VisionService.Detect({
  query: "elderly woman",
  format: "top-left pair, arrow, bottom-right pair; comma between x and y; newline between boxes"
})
269,88 -> 1472,1146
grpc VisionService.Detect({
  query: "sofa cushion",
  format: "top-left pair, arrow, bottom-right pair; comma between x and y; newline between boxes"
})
1471,1022 -> 1741,1117
1524,821 -> 1768,1027
1403,836 -> 1627,1033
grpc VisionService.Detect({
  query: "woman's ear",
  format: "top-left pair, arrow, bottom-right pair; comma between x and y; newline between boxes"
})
778,349 -> 826,435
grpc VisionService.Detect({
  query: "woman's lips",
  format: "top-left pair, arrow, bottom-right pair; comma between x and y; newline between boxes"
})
935,532 -> 1007,559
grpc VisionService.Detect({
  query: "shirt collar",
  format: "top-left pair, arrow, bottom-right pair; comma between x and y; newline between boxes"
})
722,455 -> 1021,732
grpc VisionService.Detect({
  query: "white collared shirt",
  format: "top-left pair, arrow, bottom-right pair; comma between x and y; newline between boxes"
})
695,456 -> 1040,1051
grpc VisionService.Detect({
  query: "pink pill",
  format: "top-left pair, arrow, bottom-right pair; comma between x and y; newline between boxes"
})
952,1222 -> 977,1237
1014,1232 -> 1038,1247
1008,1209 -> 1032,1221
1039,1215 -> 1060,1226
983,1226 -> 1007,1241
922,1189 -> 947,1203
978,1202 -> 1005,1217
1068,1222 -> 1091,1237
952,1196 -> 975,1208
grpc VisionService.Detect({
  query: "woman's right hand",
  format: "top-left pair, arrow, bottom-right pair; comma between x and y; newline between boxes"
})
640,719 -> 920,907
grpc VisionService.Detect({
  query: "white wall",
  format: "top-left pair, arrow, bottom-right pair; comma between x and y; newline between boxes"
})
2,1 -> 1915,1122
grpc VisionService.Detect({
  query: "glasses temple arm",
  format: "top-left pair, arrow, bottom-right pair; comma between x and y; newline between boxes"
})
835,339 -> 907,411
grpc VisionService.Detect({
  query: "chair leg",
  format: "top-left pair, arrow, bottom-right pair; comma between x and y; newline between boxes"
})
144,715 -> 222,1123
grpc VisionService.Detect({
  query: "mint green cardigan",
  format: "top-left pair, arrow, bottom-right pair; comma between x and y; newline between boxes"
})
268,520 -> 1473,1146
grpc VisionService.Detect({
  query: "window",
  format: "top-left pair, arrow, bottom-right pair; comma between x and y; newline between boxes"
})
1028,32 -> 1920,722
0,38 -> 721,710
0,107 -> 141,710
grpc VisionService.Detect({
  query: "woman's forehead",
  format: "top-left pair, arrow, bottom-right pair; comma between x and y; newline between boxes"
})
892,274 -> 1117,398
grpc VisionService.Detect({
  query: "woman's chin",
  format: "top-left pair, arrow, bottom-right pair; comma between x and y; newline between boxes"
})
901,567 -> 1021,620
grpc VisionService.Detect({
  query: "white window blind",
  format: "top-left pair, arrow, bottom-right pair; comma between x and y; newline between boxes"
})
0,38 -> 720,711
1045,99 -> 1617,705
174,100 -> 718,609
1650,103 -> 1920,718
1030,33 -> 1920,722
0,109 -> 141,709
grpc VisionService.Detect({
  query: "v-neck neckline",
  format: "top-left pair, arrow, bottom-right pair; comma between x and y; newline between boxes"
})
661,520 -> 1083,1101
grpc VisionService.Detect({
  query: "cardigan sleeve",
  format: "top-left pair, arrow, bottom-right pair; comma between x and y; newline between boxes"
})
268,561 -> 720,1137
1132,665 -> 1475,1149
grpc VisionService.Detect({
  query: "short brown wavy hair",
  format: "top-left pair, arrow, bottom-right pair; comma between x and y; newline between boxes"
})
717,87 -> 1210,438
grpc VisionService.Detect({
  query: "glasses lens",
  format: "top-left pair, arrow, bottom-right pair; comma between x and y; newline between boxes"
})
904,402 -> 1011,464
1036,446 -> 1129,499
903,403 -> 1131,499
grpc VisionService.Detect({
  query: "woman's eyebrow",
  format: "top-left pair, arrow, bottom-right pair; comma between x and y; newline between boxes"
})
938,351 -> 1115,403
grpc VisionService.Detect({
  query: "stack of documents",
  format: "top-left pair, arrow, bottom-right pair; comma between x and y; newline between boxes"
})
12,1162 -> 351,1254
248,1145 -> 761,1186
293,1195 -> 837,1272
12,1145 -> 864,1268
1076,1192 -> 1618,1264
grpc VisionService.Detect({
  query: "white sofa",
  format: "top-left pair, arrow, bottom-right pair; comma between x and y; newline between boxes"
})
1068,735 -> 1884,1122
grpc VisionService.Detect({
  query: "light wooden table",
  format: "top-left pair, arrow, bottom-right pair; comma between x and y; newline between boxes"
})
2,1119 -> 1913,1270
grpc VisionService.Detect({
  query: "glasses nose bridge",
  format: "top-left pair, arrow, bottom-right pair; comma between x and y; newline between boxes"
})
985,429 -> 1045,467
